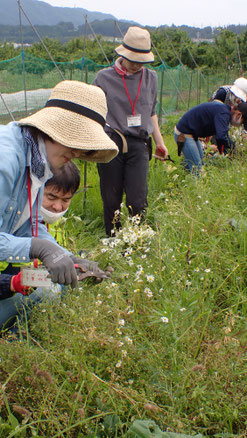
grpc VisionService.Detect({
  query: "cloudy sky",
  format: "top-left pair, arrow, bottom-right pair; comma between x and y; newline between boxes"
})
42,0 -> 247,28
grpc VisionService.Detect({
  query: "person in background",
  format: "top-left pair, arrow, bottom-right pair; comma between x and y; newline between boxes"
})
211,77 -> 247,105
94,26 -> 168,236
0,80 -> 118,332
210,78 -> 247,153
174,101 -> 247,174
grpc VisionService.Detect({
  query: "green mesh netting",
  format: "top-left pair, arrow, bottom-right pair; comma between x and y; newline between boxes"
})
0,53 -> 239,124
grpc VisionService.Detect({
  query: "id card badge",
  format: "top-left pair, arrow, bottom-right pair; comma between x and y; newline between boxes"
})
127,114 -> 142,127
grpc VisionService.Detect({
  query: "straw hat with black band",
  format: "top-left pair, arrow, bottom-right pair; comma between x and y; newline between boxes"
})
115,26 -> 154,64
19,80 -> 119,163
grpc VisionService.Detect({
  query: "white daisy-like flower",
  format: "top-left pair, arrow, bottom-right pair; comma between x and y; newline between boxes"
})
125,336 -> 133,344
204,268 -> 211,273
119,319 -> 125,326
146,275 -> 155,282
115,360 -> 122,368
180,307 -> 186,312
144,287 -> 153,298
161,316 -> 169,323
121,350 -> 128,357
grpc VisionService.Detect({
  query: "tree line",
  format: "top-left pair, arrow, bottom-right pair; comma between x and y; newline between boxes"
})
0,25 -> 246,74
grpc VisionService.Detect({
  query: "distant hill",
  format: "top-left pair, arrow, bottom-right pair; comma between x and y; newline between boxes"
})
0,0 -> 116,26
0,0 -> 246,45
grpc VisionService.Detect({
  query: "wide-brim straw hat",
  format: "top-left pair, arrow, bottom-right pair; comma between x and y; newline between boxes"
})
19,80 -> 119,163
230,85 -> 246,102
115,26 -> 154,64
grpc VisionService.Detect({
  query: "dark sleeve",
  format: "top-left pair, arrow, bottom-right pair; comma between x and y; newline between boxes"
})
214,109 -> 232,153
0,274 -> 13,300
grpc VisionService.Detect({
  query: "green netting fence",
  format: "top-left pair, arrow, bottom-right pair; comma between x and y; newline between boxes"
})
0,52 -> 241,124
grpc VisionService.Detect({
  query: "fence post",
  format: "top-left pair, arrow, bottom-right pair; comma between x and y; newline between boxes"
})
158,65 -> 164,124
18,0 -> 28,115
70,59 -> 73,80
196,69 -> 201,105
187,70 -> 193,110
176,65 -> 181,111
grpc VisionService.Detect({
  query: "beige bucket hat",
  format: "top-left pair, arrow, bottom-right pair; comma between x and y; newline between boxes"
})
115,26 -> 154,64
19,80 -> 119,163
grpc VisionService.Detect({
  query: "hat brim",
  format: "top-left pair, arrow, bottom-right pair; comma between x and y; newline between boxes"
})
115,44 -> 154,64
19,107 -> 119,163
230,85 -> 246,102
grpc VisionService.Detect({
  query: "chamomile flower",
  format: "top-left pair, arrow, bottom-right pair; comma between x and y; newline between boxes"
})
119,319 -> 125,326
144,287 -> 153,298
161,316 -> 169,323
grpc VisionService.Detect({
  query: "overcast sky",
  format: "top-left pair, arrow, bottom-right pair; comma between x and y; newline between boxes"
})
42,0 -> 247,28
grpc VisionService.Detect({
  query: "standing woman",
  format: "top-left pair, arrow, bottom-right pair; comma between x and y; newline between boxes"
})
94,26 -> 168,236
0,80 -> 118,330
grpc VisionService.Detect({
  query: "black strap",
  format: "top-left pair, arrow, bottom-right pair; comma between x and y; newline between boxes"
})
45,99 -> 105,128
122,42 -> 151,54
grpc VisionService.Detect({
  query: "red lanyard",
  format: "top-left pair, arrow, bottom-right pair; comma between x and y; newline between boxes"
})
27,168 -> 39,238
27,168 -> 39,268
122,69 -> 143,116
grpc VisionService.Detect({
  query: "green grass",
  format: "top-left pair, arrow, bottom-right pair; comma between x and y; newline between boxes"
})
0,127 -> 247,437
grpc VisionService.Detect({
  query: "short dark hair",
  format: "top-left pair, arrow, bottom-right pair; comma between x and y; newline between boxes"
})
45,161 -> 80,195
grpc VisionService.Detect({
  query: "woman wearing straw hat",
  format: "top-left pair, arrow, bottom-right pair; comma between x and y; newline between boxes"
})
0,80 -> 118,331
94,26 -> 168,236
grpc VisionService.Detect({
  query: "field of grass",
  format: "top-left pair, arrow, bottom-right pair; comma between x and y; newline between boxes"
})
0,122 -> 247,437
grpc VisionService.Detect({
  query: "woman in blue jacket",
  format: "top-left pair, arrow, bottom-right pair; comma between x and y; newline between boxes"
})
0,80 -> 118,332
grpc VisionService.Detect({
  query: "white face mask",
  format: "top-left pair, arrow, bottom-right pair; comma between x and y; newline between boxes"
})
40,205 -> 68,224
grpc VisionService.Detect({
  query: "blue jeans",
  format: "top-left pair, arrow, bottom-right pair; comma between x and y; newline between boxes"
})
0,285 -> 63,331
175,133 -> 204,174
